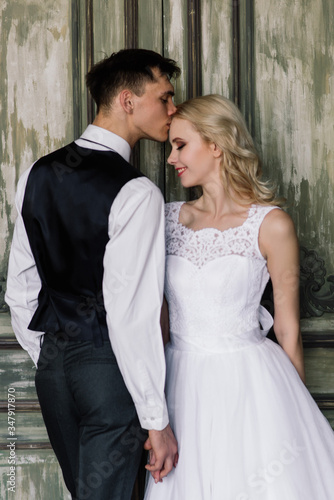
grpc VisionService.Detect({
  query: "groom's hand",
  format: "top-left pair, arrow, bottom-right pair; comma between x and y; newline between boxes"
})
144,424 -> 178,483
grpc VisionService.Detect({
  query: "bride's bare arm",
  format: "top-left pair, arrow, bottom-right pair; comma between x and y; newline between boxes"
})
259,209 -> 305,383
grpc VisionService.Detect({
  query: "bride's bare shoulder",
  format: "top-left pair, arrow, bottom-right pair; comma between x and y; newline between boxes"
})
178,200 -> 198,225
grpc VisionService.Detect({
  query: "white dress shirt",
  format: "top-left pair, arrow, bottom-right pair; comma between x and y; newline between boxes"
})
5,124 -> 169,431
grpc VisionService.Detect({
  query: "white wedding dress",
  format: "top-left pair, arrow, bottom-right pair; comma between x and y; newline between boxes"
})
144,202 -> 334,500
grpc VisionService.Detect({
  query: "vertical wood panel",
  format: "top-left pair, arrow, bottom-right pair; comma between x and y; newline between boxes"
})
124,0 -> 140,171
124,0 -> 138,49
232,0 -> 240,106
200,0 -> 233,98
254,0 -> 334,273
86,0 -> 95,124
239,0 -> 255,134
72,0 -> 89,136
92,0 -> 125,58
164,0 -> 188,104
164,0 -> 189,202
137,0 -> 165,191
91,0 -> 126,133
187,0 -> 202,99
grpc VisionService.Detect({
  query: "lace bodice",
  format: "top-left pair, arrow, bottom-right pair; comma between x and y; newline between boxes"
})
165,202 -> 278,351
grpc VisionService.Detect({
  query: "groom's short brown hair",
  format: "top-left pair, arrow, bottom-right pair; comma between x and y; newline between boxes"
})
86,48 -> 180,112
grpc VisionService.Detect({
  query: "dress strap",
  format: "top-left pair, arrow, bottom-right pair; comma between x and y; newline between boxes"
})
244,205 -> 280,259
246,205 -> 280,230
165,201 -> 185,225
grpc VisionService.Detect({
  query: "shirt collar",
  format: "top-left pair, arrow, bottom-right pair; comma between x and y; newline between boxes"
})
78,124 -> 131,162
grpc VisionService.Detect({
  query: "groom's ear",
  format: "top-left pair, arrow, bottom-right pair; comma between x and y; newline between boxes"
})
120,90 -> 134,114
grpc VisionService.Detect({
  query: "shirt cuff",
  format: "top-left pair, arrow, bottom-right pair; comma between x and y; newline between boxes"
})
135,401 -> 169,431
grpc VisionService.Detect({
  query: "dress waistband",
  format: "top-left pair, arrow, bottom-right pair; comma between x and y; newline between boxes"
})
169,306 -> 273,354
169,329 -> 266,354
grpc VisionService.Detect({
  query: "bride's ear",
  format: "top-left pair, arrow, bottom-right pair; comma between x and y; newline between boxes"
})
210,143 -> 223,158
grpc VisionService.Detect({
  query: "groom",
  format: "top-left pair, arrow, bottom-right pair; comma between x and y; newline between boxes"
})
5,49 -> 180,499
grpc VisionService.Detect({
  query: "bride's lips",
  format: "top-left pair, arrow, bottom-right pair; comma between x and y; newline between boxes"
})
176,167 -> 187,177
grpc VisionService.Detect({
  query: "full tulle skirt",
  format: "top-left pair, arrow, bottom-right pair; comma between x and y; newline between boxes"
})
144,338 -> 334,500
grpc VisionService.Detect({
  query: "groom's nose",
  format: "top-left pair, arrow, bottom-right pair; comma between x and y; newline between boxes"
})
168,100 -> 177,115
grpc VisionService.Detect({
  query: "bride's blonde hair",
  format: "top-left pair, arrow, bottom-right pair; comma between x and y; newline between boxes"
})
173,94 -> 284,207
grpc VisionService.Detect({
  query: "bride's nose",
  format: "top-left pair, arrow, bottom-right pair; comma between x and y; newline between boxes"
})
167,150 -> 177,165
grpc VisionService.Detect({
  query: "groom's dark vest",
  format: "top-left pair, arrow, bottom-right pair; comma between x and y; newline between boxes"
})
22,142 -> 143,346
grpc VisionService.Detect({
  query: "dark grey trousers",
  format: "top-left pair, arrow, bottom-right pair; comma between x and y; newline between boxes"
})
35,335 -> 147,500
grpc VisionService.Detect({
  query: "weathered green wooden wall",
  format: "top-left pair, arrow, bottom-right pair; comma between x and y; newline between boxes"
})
250,0 -> 334,404
254,0 -> 334,275
0,2 -> 76,497
1,0 -> 334,499
0,0 -> 75,278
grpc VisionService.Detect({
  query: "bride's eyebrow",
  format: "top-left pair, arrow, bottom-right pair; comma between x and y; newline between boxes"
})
171,137 -> 185,143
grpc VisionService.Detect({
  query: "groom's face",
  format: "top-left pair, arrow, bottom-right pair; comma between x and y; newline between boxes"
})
131,67 -> 177,143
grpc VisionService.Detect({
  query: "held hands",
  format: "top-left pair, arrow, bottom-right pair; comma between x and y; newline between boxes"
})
144,424 -> 178,483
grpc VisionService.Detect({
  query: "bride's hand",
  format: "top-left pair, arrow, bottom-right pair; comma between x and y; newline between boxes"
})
144,426 -> 178,483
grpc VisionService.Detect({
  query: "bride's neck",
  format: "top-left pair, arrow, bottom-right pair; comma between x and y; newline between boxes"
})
199,185 -> 242,217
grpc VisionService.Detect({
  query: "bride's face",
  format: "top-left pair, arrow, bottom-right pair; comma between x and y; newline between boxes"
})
168,118 -> 220,188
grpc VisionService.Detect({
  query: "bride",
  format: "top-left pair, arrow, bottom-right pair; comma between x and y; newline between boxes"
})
144,94 -> 334,499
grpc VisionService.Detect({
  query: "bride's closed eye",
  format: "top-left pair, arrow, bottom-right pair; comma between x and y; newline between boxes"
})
177,144 -> 185,150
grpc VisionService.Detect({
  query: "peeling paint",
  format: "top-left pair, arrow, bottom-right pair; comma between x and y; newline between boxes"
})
201,0 -> 232,97
93,0 -> 125,57
255,0 -> 334,273
47,25 -> 68,42
0,450 -> 71,500
163,0 -> 188,102
0,0 -> 74,277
